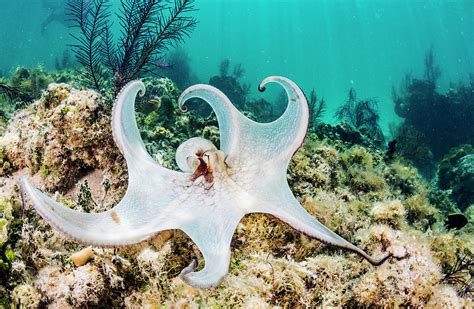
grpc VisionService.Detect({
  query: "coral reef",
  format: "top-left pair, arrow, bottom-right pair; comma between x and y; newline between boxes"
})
9,66 -> 52,102
1,83 -> 118,191
0,66 -> 83,133
353,227 -> 442,307
0,66 -> 53,123
438,144 -> 474,190
388,123 -> 434,177
371,200 -> 406,229
0,76 -> 472,306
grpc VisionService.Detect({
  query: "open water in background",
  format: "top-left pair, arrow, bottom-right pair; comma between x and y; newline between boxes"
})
0,0 -> 473,131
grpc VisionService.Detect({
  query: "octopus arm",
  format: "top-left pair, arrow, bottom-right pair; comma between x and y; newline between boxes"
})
112,80 -> 182,179
177,200 -> 244,288
178,76 -> 309,168
20,177 -> 177,247
256,187 -> 391,266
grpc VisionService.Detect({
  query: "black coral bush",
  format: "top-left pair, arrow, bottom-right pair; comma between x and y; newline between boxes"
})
335,88 -> 384,145
392,49 -> 474,161
67,0 -> 197,94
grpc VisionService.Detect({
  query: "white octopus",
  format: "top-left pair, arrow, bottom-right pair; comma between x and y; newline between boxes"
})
21,76 -> 391,288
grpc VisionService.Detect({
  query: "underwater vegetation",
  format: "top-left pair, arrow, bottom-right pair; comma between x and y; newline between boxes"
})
307,89 -> 326,132
0,82 -> 31,105
438,145 -> 474,212
388,124 -> 434,178
0,67 -> 59,134
67,0 -> 197,94
392,48 -> 474,163
335,88 -> 384,146
387,48 -> 474,217
0,66 -> 56,109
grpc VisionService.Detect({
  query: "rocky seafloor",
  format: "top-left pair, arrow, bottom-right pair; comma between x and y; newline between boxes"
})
0,69 -> 472,307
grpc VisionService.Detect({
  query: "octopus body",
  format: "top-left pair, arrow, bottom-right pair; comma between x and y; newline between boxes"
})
21,76 -> 390,288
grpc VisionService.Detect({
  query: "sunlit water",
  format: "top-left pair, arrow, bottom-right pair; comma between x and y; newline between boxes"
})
0,0 -> 473,132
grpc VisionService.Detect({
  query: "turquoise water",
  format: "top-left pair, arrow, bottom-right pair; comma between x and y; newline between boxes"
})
0,0 -> 473,130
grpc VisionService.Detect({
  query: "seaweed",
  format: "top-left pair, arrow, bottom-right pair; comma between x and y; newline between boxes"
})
335,88 -> 384,145
424,46 -> 441,84
77,180 -> 98,213
384,139 -> 397,162
219,58 -> 230,77
233,63 -> 245,79
67,0 -> 197,94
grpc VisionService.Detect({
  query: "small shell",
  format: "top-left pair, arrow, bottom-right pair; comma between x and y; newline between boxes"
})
70,246 -> 94,266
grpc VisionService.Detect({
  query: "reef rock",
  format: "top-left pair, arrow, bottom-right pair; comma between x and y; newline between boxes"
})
0,83 -> 119,191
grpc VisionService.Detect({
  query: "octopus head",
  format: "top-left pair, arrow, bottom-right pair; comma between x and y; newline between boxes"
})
176,137 -> 226,184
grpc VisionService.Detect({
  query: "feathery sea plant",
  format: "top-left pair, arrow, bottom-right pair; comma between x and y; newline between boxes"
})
424,46 -> 441,84
440,252 -> 473,298
67,0 -> 197,94
68,0 -> 110,91
219,58 -> 230,77
307,89 -> 326,131
335,88 -> 384,145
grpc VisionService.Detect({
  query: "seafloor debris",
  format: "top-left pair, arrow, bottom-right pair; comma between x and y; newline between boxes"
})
70,246 -> 94,267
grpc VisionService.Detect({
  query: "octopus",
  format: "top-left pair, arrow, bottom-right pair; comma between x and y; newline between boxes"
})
21,76 -> 391,288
